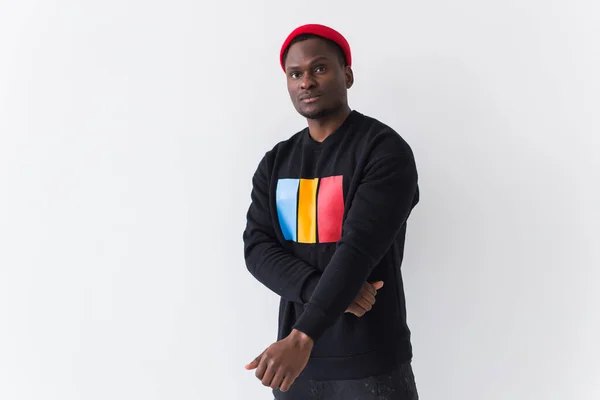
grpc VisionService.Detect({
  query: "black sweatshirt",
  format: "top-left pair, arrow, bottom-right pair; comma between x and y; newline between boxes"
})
243,110 -> 419,380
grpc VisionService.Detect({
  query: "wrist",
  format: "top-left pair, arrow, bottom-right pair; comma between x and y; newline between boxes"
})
290,329 -> 314,347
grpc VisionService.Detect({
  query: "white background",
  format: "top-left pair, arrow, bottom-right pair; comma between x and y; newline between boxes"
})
1,1 -> 599,399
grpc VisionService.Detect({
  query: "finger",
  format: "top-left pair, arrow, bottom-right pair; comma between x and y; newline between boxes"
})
261,362 -> 276,387
355,297 -> 373,313
370,281 -> 384,291
270,370 -> 286,389
255,356 -> 268,380
245,352 -> 263,370
279,374 -> 296,392
347,303 -> 365,317
363,282 -> 377,297
359,290 -> 376,306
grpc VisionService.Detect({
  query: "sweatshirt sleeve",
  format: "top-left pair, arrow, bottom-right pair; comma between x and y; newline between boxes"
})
292,144 -> 419,340
243,154 -> 321,304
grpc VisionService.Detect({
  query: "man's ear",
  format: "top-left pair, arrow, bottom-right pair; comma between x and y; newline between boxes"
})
345,66 -> 354,89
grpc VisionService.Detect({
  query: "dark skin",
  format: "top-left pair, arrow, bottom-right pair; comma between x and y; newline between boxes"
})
346,281 -> 384,317
245,282 -> 383,391
245,37 -> 377,392
285,37 -> 354,142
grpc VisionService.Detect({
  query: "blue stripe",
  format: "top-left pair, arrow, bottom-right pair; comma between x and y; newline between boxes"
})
276,179 -> 299,241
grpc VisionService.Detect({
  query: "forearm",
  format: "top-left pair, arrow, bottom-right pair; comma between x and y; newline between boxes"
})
244,233 -> 321,304
244,154 -> 322,304
293,153 -> 419,340
292,241 -> 384,337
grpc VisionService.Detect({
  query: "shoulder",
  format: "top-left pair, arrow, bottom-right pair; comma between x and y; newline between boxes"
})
254,128 -> 305,175
264,128 -> 306,161
354,112 -> 415,161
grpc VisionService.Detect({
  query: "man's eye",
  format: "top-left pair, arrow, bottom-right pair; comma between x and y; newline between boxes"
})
315,66 -> 326,73
290,72 -> 300,79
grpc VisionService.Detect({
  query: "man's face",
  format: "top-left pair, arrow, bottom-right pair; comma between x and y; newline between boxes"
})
284,38 -> 353,120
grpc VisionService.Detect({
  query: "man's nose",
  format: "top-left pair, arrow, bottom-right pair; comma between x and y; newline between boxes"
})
300,73 -> 316,90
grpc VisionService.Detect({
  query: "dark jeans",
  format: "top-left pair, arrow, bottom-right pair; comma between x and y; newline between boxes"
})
273,362 -> 419,400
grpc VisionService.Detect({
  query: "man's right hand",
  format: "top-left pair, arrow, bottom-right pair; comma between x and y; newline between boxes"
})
345,281 -> 384,317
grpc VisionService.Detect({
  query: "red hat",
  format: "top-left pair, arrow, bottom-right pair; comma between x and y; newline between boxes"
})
279,24 -> 352,72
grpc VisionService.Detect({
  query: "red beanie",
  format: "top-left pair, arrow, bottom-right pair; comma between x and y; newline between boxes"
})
279,24 -> 352,72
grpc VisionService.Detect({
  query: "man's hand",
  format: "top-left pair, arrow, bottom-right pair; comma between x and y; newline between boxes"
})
245,329 -> 313,392
345,281 -> 384,317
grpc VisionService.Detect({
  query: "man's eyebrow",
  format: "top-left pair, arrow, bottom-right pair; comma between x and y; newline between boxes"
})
286,56 -> 332,70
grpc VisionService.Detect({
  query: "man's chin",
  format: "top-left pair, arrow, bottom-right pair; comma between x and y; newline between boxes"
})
297,107 -> 328,120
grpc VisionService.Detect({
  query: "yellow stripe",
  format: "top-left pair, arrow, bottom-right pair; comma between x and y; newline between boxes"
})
298,178 -> 318,243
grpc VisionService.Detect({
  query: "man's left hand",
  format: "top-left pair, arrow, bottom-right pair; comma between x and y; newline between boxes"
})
245,329 -> 314,391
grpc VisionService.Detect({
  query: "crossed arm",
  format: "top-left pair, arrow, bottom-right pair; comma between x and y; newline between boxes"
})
242,154 -> 321,305
243,139 -> 419,391
242,155 -> 380,316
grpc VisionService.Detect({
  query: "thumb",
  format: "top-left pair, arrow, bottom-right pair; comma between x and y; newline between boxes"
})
245,353 -> 262,370
370,281 -> 384,290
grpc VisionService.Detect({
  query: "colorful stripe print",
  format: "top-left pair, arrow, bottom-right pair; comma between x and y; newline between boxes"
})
276,175 -> 344,244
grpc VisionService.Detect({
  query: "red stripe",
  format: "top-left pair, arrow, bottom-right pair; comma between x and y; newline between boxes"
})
317,176 -> 344,243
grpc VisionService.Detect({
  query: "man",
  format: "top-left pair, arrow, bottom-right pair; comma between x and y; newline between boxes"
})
243,24 -> 420,400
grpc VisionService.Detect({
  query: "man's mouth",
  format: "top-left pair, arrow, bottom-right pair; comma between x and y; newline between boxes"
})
301,95 -> 321,103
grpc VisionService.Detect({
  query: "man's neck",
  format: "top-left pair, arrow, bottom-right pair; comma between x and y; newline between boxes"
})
307,106 -> 351,143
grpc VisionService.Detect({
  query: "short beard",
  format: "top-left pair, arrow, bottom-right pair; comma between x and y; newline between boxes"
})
298,109 -> 329,120
297,104 -> 338,120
